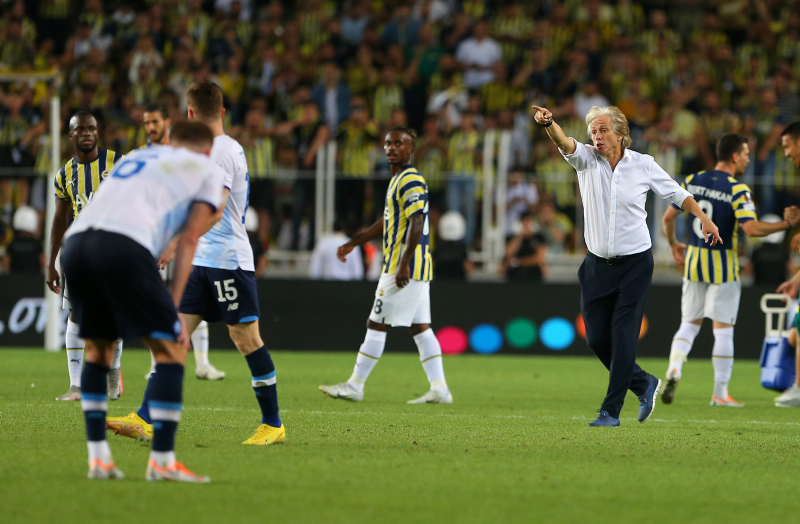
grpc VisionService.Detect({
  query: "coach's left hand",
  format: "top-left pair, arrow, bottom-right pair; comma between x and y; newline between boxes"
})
395,264 -> 410,289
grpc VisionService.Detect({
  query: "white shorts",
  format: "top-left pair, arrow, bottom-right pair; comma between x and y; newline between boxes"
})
681,279 -> 741,325
368,273 -> 431,327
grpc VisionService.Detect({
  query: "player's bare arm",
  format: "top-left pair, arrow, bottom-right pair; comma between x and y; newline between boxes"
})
531,105 -> 576,154
338,219 -> 383,262
158,188 -> 229,268
741,205 -> 800,237
662,205 -> 687,265
170,201 -> 216,348
396,213 -> 424,289
681,196 -> 723,246
46,198 -> 72,294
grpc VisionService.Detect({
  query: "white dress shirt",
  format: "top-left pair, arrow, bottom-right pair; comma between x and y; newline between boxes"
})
561,138 -> 692,258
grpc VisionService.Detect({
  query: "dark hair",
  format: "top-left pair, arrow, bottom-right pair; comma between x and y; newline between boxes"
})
781,121 -> 800,141
69,110 -> 96,129
388,125 -> 416,149
186,81 -> 224,121
144,103 -> 170,119
169,120 -> 214,148
715,134 -> 748,162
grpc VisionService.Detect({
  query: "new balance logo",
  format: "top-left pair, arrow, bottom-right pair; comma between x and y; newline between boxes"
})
227,303 -> 239,311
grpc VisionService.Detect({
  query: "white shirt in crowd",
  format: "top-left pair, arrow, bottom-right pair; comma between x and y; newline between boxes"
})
66,146 -> 224,258
455,36 -> 502,90
561,138 -> 691,258
505,181 -> 539,235
574,93 -> 611,123
310,232 -> 364,281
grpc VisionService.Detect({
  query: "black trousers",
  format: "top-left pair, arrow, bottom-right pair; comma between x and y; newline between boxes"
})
578,249 -> 654,418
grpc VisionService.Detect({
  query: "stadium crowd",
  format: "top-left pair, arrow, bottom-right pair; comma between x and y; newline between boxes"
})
1,0 -> 800,280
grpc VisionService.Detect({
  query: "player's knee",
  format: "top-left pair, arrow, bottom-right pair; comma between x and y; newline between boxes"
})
367,319 -> 387,332
409,324 -> 430,336
228,322 -> 263,354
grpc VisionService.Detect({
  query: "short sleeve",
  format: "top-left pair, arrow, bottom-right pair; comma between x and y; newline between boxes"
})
195,163 -> 226,212
54,169 -> 67,199
210,146 -> 238,189
648,157 -> 691,208
731,183 -> 757,223
559,138 -> 593,171
399,173 -> 428,217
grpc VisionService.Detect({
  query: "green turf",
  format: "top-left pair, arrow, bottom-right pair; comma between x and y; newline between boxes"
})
1,348 -> 799,523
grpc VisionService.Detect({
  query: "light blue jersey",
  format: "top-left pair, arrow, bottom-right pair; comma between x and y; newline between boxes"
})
193,135 -> 255,271
65,145 -> 225,257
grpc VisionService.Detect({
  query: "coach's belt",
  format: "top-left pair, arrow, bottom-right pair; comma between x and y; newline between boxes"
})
587,252 -> 638,266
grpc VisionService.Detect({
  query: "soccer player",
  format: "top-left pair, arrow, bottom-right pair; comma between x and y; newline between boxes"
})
46,111 -> 123,401
773,122 -> 800,407
62,119 -> 222,481
662,133 -> 800,406
319,127 -> 453,404
142,102 -> 225,381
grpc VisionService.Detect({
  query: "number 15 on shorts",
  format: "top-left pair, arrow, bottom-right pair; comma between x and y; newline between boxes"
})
214,279 -> 238,302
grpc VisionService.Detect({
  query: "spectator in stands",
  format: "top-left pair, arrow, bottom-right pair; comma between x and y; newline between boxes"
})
433,210 -> 472,281
446,111 -> 481,246
0,90 -> 36,222
373,66 -> 404,127
503,212 -> 547,282
533,199 -> 574,255
309,219 -> 364,280
2,205 -> 43,273
245,207 -> 268,277
415,116 -> 448,207
311,61 -> 351,132
505,171 -> 538,237
336,96 -> 378,223
380,3 -> 421,48
455,19 -> 501,91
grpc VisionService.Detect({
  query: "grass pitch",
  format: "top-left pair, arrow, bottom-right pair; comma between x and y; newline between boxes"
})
2,348 -> 799,524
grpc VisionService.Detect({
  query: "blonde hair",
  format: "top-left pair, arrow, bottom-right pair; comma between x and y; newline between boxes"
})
585,106 -> 632,149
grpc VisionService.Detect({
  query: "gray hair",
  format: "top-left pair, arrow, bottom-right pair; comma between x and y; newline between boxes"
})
585,106 -> 632,149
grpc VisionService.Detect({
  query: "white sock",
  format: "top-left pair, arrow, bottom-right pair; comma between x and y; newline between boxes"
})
66,319 -> 84,387
149,450 -> 176,467
193,321 -> 210,368
347,329 -> 387,392
712,327 -> 734,399
110,339 -> 123,370
668,322 -> 701,378
87,440 -> 112,463
413,328 -> 448,390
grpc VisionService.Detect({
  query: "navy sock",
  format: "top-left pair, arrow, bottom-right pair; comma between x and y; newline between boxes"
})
136,373 -> 154,423
244,346 -> 281,427
81,361 -> 109,441
149,363 -> 184,452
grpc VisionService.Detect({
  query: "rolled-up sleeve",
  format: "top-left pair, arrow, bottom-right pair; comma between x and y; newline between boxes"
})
648,157 -> 692,208
559,138 -> 593,171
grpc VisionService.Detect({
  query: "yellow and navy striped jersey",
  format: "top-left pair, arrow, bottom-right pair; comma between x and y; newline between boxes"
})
54,148 -> 117,219
674,170 -> 756,284
382,166 -> 433,282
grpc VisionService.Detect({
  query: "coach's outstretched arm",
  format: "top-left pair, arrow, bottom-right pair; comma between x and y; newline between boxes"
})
337,219 -> 383,262
171,201 -> 215,347
46,198 -> 72,294
531,105 -> 576,155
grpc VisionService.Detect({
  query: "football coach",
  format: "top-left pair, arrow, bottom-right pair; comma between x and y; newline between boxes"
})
531,103 -> 722,426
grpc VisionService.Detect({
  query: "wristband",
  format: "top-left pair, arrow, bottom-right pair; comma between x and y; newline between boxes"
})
538,119 -> 554,128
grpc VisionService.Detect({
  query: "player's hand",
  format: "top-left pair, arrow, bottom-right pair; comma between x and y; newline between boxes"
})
531,105 -> 553,125
785,206 -> 800,227
791,232 -> 800,253
395,264 -> 410,288
702,219 -> 723,246
337,242 -> 355,263
46,265 -> 61,294
157,244 -> 177,270
176,317 -> 191,349
670,241 -> 687,265
777,280 -> 800,299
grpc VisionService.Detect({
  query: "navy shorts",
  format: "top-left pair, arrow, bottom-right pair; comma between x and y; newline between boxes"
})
61,230 -> 181,341
179,266 -> 260,325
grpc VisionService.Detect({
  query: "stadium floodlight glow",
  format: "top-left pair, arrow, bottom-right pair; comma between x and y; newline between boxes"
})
0,69 -> 62,351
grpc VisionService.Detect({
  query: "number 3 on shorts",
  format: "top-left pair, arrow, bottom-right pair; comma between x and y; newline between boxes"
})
374,298 -> 383,314
214,279 -> 238,302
